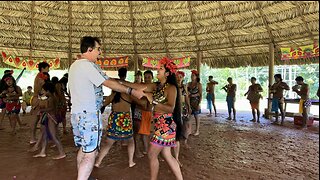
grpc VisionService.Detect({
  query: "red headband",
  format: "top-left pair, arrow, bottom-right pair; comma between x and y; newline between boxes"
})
191,70 -> 199,75
4,77 -> 12,82
177,71 -> 185,77
159,57 -> 177,74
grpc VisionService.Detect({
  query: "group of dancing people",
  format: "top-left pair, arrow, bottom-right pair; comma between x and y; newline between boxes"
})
0,35 -> 315,180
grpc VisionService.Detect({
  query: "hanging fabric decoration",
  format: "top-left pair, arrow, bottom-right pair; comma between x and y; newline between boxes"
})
142,56 -> 190,69
96,56 -> 129,68
281,42 -> 319,60
1,51 -> 60,70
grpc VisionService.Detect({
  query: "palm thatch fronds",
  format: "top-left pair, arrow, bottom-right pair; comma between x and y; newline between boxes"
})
0,1 -> 318,70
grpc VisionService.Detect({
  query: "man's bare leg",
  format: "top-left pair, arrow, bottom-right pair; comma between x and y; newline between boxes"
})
30,115 -> 40,144
257,109 -> 260,123
212,98 -> 217,117
279,104 -> 285,126
77,149 -> 97,180
142,135 -> 149,154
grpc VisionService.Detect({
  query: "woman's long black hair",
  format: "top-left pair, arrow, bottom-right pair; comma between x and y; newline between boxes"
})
1,74 -> 18,93
164,65 -> 182,139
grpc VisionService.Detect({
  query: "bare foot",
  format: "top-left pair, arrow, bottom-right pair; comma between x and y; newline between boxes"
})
28,146 -> 39,152
94,163 -> 101,168
184,143 -> 191,149
52,154 -> 66,160
29,140 -> 37,145
193,132 -> 199,136
142,151 -> 148,155
129,162 -> 136,168
50,144 -> 57,148
135,153 -> 144,158
33,153 -> 46,158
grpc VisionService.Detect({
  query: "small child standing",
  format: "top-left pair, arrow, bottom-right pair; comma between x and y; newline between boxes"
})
33,82 -> 66,159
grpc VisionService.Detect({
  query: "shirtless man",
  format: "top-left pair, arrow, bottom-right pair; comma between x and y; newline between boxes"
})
292,76 -> 310,129
30,62 -> 50,144
270,74 -> 290,126
244,77 -> 263,123
94,68 -> 147,168
206,76 -> 218,117
222,77 -> 237,121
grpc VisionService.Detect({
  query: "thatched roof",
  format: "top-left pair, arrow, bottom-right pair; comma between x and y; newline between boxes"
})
0,1 -> 319,70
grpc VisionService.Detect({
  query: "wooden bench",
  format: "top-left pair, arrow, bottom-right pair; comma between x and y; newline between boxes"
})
265,98 -> 319,121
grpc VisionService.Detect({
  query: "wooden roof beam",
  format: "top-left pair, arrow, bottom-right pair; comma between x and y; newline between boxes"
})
256,2 -> 275,45
157,1 -> 169,57
218,2 -> 236,56
294,2 -> 315,42
128,1 -> 138,54
187,1 -> 201,51
128,1 -> 139,72
29,1 -> 35,60
68,1 -> 73,67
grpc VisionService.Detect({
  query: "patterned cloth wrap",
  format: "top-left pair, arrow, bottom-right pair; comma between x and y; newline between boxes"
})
299,99 -> 312,114
5,100 -> 21,114
150,113 -> 176,147
188,84 -> 201,115
106,111 -> 133,140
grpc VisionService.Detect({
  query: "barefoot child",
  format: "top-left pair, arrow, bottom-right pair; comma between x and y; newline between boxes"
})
33,82 -> 66,159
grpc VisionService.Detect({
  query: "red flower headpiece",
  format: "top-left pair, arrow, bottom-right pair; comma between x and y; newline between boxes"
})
191,70 -> 199,75
39,72 -> 49,80
159,57 -> 177,74
4,76 -> 13,82
177,71 -> 185,77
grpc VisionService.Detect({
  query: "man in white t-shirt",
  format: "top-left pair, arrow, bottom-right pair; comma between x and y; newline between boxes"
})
69,36 -> 146,180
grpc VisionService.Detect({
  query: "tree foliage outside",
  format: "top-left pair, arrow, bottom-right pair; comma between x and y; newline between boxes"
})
1,63 -> 319,101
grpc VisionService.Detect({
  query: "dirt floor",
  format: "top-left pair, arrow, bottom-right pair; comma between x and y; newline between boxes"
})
0,109 -> 318,180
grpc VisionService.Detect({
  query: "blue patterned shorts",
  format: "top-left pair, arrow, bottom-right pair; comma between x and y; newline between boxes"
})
71,111 -> 102,153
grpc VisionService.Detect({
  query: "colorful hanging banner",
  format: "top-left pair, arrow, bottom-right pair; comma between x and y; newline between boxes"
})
142,56 -> 190,69
96,56 -> 129,68
281,42 -> 319,60
1,51 -> 60,70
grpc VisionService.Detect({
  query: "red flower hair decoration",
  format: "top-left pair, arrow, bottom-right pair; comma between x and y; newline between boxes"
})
39,73 -> 49,80
191,70 -> 199,75
159,57 -> 177,74
177,71 -> 185,77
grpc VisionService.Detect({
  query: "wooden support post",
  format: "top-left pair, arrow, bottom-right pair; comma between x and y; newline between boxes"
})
29,1 -> 35,61
196,51 -> 202,73
133,54 -> 139,74
68,1 -> 73,68
266,43 -> 275,119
